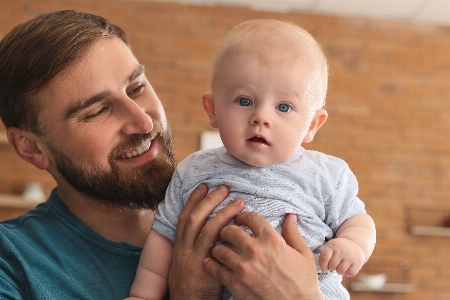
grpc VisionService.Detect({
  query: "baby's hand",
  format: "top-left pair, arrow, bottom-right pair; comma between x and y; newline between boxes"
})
319,238 -> 365,277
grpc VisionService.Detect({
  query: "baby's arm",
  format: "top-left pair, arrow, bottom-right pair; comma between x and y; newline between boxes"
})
128,229 -> 174,300
319,214 -> 376,277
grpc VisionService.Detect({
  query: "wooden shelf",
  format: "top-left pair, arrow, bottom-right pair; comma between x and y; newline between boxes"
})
350,282 -> 414,293
0,194 -> 43,209
410,226 -> 450,237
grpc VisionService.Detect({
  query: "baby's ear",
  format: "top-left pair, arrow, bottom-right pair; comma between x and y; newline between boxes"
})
6,127 -> 50,170
303,109 -> 328,143
202,92 -> 218,128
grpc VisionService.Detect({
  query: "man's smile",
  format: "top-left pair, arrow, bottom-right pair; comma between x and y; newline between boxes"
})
120,138 -> 152,159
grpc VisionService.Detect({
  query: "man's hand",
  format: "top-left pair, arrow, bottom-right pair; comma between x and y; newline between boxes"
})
203,213 -> 323,300
168,184 -> 244,300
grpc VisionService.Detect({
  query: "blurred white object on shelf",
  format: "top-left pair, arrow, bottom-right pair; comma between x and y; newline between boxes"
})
357,273 -> 387,290
23,182 -> 45,202
200,131 -> 223,150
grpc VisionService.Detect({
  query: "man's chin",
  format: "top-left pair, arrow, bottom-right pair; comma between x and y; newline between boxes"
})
52,147 -> 175,210
49,124 -> 175,210
83,153 -> 175,210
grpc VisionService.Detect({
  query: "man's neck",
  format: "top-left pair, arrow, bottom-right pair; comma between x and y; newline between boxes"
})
56,183 -> 154,247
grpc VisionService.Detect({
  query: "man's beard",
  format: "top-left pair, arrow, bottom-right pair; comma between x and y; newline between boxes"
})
47,124 -> 175,210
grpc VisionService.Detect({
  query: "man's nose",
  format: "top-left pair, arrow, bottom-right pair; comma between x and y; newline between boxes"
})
119,98 -> 154,135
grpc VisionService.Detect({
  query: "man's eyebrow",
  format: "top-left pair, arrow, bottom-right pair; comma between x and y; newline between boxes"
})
64,65 -> 145,120
64,91 -> 109,120
130,64 -> 145,82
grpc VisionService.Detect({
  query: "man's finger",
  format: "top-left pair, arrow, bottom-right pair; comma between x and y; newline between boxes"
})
195,198 -> 244,250
217,223 -> 254,255
177,185 -> 229,246
176,184 -> 208,241
233,211 -> 275,238
202,257 -> 233,287
282,214 -> 312,256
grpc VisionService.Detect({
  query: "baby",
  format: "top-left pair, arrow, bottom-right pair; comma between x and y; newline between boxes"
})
130,19 -> 376,300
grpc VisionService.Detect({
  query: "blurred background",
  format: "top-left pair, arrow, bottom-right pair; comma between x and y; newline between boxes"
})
0,0 -> 449,298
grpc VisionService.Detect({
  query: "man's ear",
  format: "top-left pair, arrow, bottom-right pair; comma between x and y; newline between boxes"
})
6,127 -> 50,170
202,92 -> 218,128
303,109 -> 328,143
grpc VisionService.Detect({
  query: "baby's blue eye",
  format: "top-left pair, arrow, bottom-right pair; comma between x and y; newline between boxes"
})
277,103 -> 291,113
238,97 -> 252,106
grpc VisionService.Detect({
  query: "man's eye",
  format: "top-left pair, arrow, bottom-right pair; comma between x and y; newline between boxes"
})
128,82 -> 145,97
276,103 -> 291,113
84,107 -> 108,120
238,97 -> 252,106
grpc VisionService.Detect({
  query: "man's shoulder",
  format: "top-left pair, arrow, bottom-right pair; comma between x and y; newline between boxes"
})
0,201 -> 50,230
0,193 -> 141,300
0,201 -> 58,257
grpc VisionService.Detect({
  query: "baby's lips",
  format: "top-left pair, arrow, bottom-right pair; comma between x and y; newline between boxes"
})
248,136 -> 268,143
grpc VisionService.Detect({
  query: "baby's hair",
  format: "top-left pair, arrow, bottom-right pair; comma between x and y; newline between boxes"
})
210,19 -> 328,111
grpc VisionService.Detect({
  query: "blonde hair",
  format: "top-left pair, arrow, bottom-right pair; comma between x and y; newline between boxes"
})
211,19 -> 328,111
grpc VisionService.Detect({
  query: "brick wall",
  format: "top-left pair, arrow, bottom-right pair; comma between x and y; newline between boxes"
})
0,1 -> 449,298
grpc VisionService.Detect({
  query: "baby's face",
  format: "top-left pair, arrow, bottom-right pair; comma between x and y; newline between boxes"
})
211,53 -> 320,167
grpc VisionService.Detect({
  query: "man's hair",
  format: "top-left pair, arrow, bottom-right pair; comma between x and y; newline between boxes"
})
0,10 -> 128,134
211,19 -> 328,111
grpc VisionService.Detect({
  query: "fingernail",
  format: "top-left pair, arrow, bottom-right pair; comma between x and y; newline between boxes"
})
291,214 -> 298,223
196,184 -> 205,192
233,198 -> 242,206
219,185 -> 228,192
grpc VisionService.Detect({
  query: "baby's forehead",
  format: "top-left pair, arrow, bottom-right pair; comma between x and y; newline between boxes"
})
224,28 -> 320,66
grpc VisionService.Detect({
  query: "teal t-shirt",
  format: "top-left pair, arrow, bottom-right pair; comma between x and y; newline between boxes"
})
0,188 -> 142,299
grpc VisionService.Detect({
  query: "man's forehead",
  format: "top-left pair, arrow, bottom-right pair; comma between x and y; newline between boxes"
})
57,39 -> 128,78
38,38 -> 142,109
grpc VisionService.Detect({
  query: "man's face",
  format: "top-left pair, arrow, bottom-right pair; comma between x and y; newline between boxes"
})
37,38 -> 175,209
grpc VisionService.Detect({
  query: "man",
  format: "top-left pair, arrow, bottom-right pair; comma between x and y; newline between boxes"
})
0,10 -> 322,299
